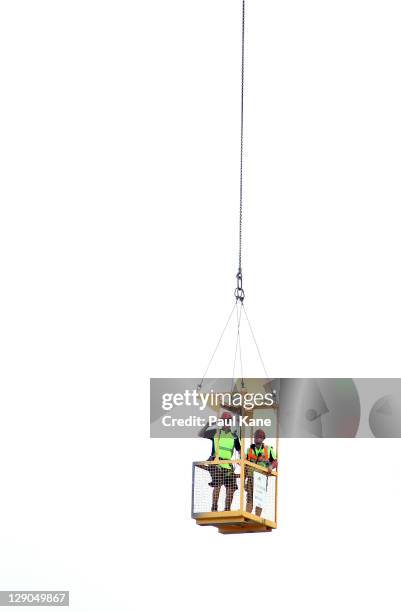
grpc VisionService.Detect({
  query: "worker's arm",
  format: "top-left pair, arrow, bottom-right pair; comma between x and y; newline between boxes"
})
198,422 -> 209,438
198,423 -> 216,440
233,431 -> 241,452
269,448 -> 278,469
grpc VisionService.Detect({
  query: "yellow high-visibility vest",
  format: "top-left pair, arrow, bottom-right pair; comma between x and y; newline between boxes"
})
214,431 -> 235,470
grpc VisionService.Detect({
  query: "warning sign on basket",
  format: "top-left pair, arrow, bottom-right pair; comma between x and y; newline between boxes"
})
253,471 -> 268,509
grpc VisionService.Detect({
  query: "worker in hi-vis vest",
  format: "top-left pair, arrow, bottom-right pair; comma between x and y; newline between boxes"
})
245,428 -> 277,516
198,411 -> 241,512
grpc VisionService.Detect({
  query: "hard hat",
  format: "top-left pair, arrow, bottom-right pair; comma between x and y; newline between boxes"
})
221,411 -> 233,421
254,428 -> 266,440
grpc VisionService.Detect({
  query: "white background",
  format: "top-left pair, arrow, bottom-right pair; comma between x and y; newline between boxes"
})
0,0 -> 400,610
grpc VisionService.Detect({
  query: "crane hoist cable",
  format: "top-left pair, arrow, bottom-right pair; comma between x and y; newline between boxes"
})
235,0 -> 246,305
197,0 -> 267,390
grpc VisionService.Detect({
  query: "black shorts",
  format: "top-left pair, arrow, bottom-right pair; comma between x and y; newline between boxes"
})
208,465 -> 238,490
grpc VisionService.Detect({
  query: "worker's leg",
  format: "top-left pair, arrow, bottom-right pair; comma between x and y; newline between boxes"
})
211,485 -> 221,512
224,471 -> 238,511
225,486 -> 235,511
208,465 -> 218,488
246,477 -> 253,513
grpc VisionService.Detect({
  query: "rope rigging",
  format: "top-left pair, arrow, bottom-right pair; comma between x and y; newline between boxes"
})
231,302 -> 244,392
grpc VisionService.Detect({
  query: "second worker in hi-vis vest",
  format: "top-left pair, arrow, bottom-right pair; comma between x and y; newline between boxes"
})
198,411 -> 241,512
245,428 -> 277,516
